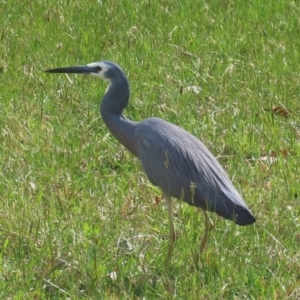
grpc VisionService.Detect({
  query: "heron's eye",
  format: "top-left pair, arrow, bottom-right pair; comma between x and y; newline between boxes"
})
96,66 -> 102,72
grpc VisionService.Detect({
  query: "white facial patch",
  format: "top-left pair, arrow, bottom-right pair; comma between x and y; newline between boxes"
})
87,62 -> 111,82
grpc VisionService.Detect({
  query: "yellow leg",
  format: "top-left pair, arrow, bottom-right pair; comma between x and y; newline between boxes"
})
194,209 -> 214,263
163,193 -> 176,266
199,209 -> 214,253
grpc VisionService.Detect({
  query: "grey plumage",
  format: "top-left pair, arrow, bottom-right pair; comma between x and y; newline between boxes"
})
46,61 -> 255,262
135,117 -> 255,225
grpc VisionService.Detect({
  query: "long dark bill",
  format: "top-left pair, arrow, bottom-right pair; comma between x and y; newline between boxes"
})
45,66 -> 94,74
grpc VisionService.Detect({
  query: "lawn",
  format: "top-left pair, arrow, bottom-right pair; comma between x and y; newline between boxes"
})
0,0 -> 299,298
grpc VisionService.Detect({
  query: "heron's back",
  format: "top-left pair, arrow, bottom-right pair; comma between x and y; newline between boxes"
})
135,117 -> 255,226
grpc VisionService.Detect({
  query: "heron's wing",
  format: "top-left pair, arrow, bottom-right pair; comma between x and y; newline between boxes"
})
135,118 -> 255,225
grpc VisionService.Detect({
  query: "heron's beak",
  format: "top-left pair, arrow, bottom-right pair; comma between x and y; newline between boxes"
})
45,65 -> 96,74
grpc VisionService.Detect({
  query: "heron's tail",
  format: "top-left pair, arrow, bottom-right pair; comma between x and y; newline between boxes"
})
234,207 -> 256,226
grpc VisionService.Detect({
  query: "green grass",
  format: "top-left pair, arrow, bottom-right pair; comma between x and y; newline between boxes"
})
1,0 -> 300,298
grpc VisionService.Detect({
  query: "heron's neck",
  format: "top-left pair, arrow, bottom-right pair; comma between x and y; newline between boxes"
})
100,81 -> 138,157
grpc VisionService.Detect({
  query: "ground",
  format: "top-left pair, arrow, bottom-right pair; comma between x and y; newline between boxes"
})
0,0 -> 299,298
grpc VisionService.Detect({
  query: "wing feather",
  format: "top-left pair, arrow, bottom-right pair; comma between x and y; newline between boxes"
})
135,117 -> 255,225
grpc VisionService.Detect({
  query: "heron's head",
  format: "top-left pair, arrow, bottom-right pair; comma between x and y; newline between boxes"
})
45,61 -> 127,84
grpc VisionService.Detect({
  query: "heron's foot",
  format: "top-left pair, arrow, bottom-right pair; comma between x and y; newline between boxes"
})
193,233 -> 209,266
164,247 -> 173,267
164,255 -> 171,267
164,231 -> 177,266
199,232 -> 208,254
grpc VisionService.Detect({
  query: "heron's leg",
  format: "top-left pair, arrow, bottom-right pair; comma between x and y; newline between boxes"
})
199,209 -> 214,254
163,193 -> 176,265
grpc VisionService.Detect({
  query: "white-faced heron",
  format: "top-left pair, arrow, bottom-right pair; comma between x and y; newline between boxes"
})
45,61 -> 256,263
